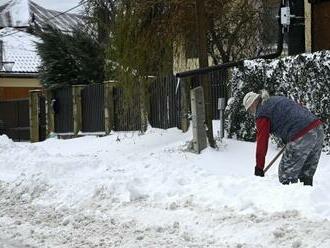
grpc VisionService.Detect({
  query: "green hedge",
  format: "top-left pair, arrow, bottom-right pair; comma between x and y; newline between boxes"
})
226,50 -> 330,153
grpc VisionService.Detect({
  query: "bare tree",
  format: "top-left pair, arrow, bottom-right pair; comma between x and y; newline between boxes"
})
82,0 -> 273,145
195,0 -> 215,147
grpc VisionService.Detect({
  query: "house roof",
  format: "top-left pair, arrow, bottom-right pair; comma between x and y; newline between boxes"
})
0,0 -> 84,31
0,27 -> 41,73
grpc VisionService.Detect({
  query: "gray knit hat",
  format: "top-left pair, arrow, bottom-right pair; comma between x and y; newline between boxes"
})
243,92 -> 260,111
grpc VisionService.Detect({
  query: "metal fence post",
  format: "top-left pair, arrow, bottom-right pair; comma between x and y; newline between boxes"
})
218,97 -> 226,140
29,90 -> 42,142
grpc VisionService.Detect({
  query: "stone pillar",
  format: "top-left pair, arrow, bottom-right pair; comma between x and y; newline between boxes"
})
72,85 -> 85,136
29,90 -> 42,143
305,0 -> 312,53
45,90 -> 55,135
104,82 -> 114,135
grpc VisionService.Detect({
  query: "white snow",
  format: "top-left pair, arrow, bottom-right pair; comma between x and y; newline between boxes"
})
0,125 -> 330,247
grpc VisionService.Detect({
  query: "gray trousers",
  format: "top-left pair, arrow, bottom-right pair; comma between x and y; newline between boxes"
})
278,125 -> 324,184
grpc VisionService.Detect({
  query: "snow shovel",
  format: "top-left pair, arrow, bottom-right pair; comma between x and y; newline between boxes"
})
263,146 -> 286,174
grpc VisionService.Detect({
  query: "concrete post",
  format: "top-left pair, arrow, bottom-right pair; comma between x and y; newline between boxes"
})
72,85 -> 85,136
29,90 -> 42,143
104,82 -> 114,135
304,0 -> 312,53
45,90 -> 55,136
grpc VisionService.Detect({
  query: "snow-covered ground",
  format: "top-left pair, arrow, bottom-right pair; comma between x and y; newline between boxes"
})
0,126 -> 330,247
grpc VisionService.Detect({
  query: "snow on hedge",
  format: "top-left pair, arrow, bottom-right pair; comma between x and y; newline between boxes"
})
226,50 -> 330,152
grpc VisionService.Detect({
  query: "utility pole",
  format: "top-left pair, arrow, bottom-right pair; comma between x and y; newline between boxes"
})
195,0 -> 215,148
0,40 -> 3,66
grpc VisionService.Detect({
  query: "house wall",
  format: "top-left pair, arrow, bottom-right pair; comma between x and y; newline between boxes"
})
312,1 -> 330,51
0,77 -> 41,100
173,37 -> 199,74
0,87 -> 38,100
173,36 -> 214,74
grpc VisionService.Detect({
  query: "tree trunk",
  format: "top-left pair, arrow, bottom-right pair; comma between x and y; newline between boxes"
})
195,0 -> 215,148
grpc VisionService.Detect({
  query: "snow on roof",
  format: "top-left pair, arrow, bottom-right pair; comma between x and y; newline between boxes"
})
0,27 -> 41,73
0,0 -> 84,31
29,1 -> 84,31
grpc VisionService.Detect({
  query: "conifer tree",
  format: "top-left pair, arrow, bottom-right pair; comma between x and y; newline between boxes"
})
36,25 -> 105,88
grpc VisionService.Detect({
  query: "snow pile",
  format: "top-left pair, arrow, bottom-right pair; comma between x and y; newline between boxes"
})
0,128 -> 329,247
0,134 -> 16,149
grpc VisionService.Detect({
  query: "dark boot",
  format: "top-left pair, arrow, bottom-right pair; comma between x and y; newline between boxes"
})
299,176 -> 313,186
281,178 -> 298,185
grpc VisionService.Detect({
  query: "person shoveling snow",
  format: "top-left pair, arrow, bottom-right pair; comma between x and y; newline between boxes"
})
243,90 -> 324,186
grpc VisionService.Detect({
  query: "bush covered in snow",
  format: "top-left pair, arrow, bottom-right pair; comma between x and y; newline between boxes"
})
226,50 -> 330,152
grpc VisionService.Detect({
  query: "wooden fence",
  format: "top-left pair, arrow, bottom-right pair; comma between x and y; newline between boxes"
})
50,83 -> 143,135
0,94 -> 47,142
0,70 -> 228,141
53,86 -> 74,134
39,96 -> 47,141
112,87 -> 142,131
0,98 -> 30,141
49,69 -> 228,136
149,75 -> 181,129
81,84 -> 105,133
188,69 -> 228,119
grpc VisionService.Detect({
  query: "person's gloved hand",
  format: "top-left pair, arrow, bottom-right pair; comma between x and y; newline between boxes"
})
255,166 -> 265,177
